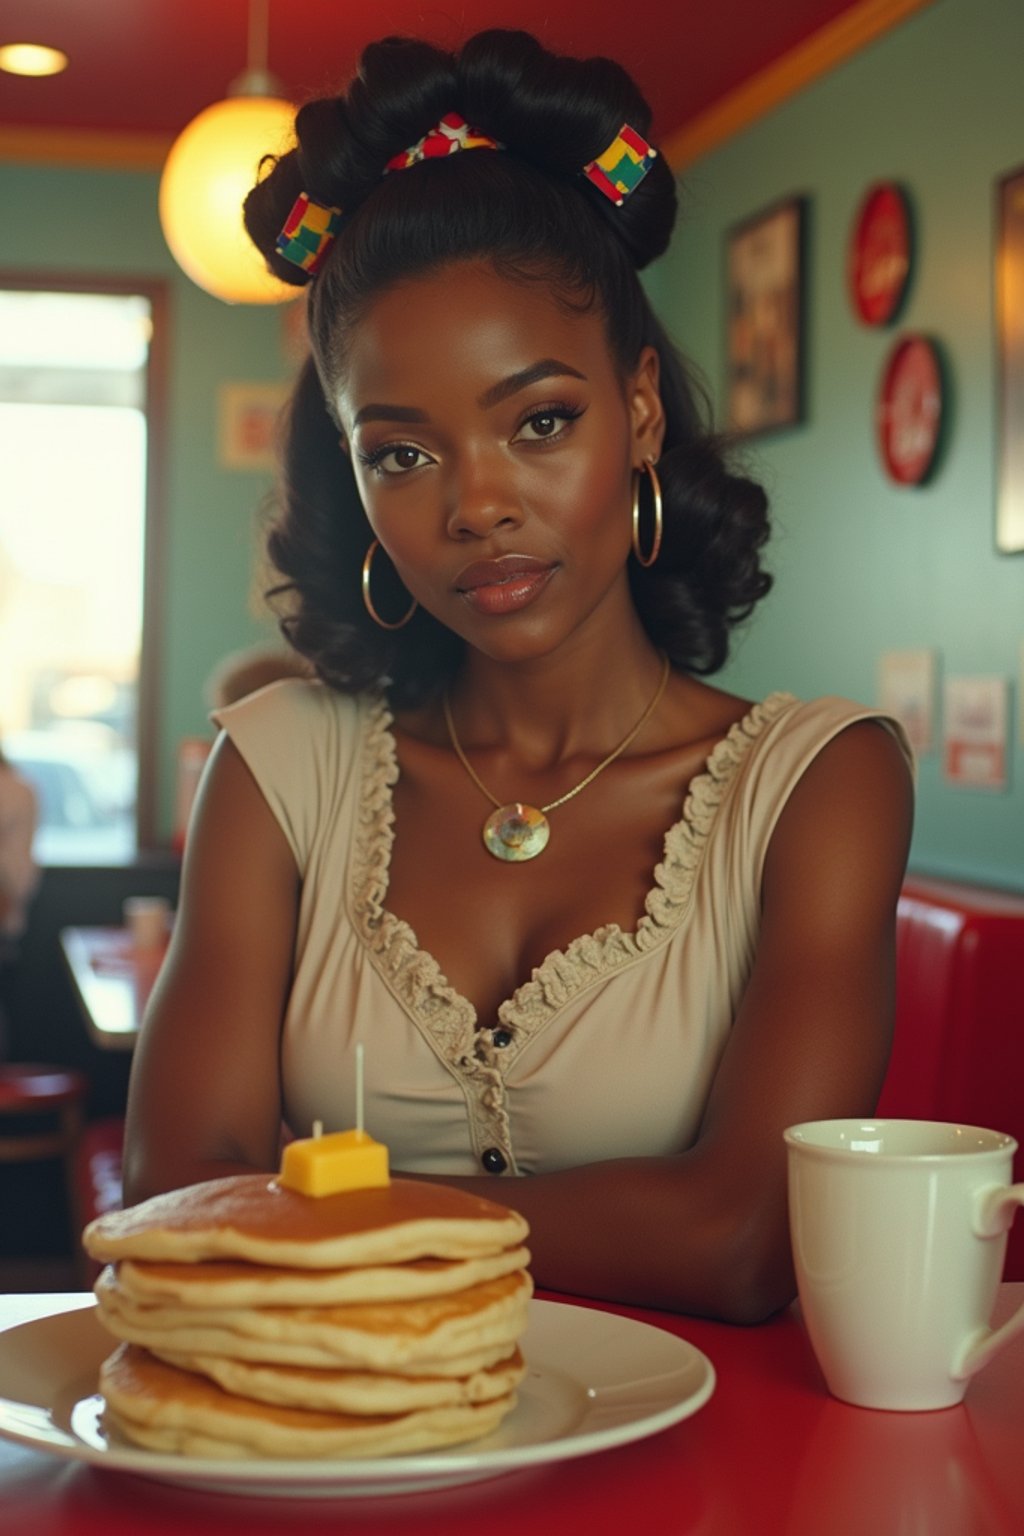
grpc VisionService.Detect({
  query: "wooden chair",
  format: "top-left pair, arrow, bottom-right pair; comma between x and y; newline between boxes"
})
0,1062 -> 89,1281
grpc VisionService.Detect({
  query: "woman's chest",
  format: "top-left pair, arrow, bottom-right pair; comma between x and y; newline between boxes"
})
383,746 -> 698,1025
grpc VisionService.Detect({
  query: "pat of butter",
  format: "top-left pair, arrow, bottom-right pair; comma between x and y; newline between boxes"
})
278,1128 -> 390,1196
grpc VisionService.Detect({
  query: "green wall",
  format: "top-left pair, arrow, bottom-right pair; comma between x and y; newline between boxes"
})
0,162 -> 288,838
647,0 -> 1024,890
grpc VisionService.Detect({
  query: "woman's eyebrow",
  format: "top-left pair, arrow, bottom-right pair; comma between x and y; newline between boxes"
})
477,358 -> 586,409
352,402 -> 430,428
351,358 -> 587,428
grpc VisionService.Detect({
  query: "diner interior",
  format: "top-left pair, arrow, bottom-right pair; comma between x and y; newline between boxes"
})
0,0 -> 1023,1527
1,0 -> 1021,1279
2,3 -> 1024,1523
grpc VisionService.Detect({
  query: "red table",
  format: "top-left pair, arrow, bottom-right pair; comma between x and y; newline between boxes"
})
1,1287 -> 1022,1535
59,928 -> 167,1051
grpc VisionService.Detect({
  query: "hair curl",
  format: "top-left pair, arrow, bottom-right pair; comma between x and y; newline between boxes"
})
244,28 -> 771,706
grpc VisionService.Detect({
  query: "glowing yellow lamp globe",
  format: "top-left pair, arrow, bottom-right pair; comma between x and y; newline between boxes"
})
159,95 -> 298,305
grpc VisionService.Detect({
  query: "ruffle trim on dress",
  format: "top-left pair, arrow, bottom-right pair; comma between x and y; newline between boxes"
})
496,691 -> 797,1038
349,696 -> 515,1167
348,688 -> 797,1172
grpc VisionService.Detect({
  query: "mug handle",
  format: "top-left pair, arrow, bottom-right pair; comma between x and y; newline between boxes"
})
953,1182 -> 1024,1381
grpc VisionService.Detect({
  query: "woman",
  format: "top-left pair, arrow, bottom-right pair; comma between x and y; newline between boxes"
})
124,30 -> 913,1321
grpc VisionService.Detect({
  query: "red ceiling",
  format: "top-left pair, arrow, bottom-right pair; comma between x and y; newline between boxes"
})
0,0 -> 867,143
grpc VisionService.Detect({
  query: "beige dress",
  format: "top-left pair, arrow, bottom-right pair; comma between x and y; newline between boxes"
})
213,681 -> 911,1180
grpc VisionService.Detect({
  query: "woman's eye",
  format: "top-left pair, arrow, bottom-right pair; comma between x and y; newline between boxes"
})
514,406 -> 583,444
359,443 -> 432,477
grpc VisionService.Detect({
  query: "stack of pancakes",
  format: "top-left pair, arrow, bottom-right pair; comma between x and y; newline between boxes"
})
82,1175 -> 531,1459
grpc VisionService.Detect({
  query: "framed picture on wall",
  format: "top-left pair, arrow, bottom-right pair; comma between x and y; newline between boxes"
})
725,196 -> 807,437
997,166 -> 1024,553
218,382 -> 290,472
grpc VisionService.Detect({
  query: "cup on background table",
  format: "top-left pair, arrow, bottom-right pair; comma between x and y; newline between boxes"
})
784,1119 -> 1024,1410
122,895 -> 172,952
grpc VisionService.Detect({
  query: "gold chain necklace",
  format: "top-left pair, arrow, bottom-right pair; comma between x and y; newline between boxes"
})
442,654 -> 671,863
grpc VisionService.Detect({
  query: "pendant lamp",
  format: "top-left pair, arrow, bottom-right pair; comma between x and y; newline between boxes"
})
159,0 -> 297,305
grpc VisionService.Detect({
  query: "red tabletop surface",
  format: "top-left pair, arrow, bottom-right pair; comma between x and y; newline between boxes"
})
1,1286 -> 1022,1536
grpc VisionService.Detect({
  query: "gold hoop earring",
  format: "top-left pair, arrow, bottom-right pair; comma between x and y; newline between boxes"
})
361,540 -> 418,630
631,458 -> 663,568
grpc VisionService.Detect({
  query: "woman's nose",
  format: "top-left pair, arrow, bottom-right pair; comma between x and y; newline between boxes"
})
445,455 -> 523,539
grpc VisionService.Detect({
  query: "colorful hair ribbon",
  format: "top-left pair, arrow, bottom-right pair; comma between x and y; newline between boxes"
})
385,112 -> 502,172
275,192 -> 343,274
582,123 -> 658,206
274,115 -> 659,276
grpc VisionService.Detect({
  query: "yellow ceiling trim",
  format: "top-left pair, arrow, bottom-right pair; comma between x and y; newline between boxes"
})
663,0 -> 936,169
0,125 -> 172,169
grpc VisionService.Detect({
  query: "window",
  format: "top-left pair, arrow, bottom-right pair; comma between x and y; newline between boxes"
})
0,281 -> 166,863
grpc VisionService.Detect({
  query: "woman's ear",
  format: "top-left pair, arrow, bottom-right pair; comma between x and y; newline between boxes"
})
628,346 -> 666,464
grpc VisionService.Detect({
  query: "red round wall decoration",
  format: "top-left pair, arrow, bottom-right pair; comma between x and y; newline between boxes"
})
849,182 -> 913,326
876,335 -> 944,486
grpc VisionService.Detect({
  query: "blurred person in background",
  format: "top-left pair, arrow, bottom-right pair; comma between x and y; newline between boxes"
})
0,742 -> 40,1056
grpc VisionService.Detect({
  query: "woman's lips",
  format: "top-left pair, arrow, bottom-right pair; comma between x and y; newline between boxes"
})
455,556 -> 556,616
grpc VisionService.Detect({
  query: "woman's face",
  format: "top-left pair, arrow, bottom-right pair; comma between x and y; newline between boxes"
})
334,259 -> 664,664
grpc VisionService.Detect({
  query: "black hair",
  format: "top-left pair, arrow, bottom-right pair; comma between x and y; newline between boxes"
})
244,28 -> 771,706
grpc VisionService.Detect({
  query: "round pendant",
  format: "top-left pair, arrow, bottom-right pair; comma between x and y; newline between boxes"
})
482,803 -> 550,862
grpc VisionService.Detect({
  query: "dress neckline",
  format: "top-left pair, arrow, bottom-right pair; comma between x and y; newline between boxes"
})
349,689 -> 798,1060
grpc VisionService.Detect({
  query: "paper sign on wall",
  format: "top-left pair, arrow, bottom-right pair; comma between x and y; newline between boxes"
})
878,649 -> 937,756
943,677 -> 1009,790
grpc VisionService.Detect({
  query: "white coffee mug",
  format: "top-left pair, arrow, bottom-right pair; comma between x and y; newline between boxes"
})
784,1119 -> 1024,1410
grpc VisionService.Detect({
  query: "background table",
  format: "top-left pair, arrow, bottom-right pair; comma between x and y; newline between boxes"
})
1,1286 -> 1022,1535
59,928 -> 166,1050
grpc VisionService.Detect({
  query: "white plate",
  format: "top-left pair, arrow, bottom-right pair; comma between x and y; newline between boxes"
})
0,1298 -> 714,1499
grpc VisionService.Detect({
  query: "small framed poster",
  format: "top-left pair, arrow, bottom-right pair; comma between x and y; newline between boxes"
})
943,676 -> 1009,790
725,196 -> 807,437
878,648 -> 937,756
218,383 -> 290,472
996,165 -> 1024,553
848,182 -> 913,326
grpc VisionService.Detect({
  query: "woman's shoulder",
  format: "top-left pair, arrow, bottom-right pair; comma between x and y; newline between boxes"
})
210,680 -> 392,795
683,678 -> 911,759
756,692 -> 913,768
211,678 -> 373,737
727,690 -> 915,848
677,679 -> 914,813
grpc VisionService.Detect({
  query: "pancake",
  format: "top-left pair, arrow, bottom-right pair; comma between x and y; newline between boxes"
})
112,1245 -> 530,1306
84,1170 -> 532,1458
101,1344 -> 515,1459
151,1345 -> 526,1413
95,1267 -> 532,1372
83,1176 -> 528,1268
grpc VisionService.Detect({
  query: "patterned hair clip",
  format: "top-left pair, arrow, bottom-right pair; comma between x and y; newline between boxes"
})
385,112 -> 502,173
582,123 -> 657,206
275,192 -> 343,274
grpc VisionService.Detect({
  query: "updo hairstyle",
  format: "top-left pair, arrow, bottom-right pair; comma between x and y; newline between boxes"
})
244,28 -> 771,706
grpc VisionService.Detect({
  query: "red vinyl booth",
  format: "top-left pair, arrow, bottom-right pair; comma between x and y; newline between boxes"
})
878,875 -> 1024,1280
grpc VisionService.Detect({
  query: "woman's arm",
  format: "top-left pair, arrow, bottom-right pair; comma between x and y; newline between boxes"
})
403,720 -> 914,1323
121,734 -> 300,1205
